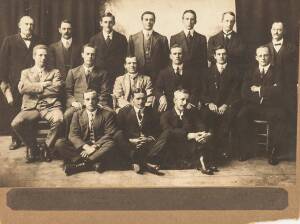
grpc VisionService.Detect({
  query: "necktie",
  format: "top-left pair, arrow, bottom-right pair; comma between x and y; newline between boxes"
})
65,40 -> 71,49
86,69 -> 92,84
105,36 -> 112,46
138,109 -> 143,121
175,67 -> 181,76
179,113 -> 183,120
89,114 -> 95,143
224,34 -> 230,47
187,31 -> 192,48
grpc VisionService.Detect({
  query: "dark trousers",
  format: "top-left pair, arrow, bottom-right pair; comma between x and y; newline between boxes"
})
8,89 -> 22,142
236,104 -> 286,156
63,107 -> 80,138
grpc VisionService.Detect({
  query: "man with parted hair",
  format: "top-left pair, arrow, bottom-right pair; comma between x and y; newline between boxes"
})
48,19 -> 82,80
128,11 -> 169,82
0,15 -> 43,150
208,11 -> 245,67
11,45 -> 63,163
170,9 -> 208,72
89,12 -> 128,90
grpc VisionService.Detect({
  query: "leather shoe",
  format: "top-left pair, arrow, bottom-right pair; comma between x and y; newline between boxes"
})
38,143 -> 52,162
9,140 -> 21,150
93,162 -> 105,173
197,166 -> 214,175
209,165 -> 219,172
145,163 -> 165,176
26,146 -> 38,163
268,148 -> 279,166
132,163 -> 143,174
64,161 -> 92,176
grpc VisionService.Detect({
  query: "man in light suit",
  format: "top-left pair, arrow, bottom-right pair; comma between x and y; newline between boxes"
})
89,12 -> 128,90
265,22 -> 298,156
170,10 -> 208,72
113,56 -> 153,111
64,44 -> 110,137
55,90 -> 117,176
48,19 -> 82,80
0,16 -> 42,150
128,11 -> 169,82
208,11 -> 245,68
11,45 -> 63,163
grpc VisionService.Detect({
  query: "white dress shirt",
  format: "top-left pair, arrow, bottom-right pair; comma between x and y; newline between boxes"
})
143,29 -> 153,39
61,37 -> 72,49
272,38 -> 283,52
216,63 -> 227,74
20,33 -> 32,48
172,64 -> 183,75
86,109 -> 97,129
259,64 -> 271,75
184,29 -> 194,37
83,65 -> 94,75
103,31 -> 113,40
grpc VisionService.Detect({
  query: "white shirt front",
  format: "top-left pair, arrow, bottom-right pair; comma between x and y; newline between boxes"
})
103,31 -> 113,40
216,63 -> 227,74
184,29 -> 194,37
20,33 -> 32,48
272,38 -> 283,52
223,30 -> 233,39
172,64 -> 183,75
143,29 -> 153,39
174,107 -> 184,120
83,65 -> 94,75
61,37 -> 72,49
86,110 -> 97,129
133,106 -> 144,125
259,64 -> 271,75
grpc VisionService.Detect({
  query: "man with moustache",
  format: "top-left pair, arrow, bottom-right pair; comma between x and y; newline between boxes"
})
48,19 -> 82,80
89,12 -> 127,90
0,16 -> 42,150
128,11 -> 169,82
170,10 -> 208,72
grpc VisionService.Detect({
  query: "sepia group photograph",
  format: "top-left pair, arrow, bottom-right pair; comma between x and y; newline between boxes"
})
0,0 -> 299,223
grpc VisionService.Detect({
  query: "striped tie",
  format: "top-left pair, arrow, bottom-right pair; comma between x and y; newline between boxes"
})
89,114 -> 95,143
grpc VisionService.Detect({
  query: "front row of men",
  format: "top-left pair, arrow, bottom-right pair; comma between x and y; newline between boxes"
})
9,43 -> 285,176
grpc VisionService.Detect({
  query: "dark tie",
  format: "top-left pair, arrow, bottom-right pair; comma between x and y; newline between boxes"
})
138,109 -> 143,121
224,34 -> 230,47
89,114 -> 95,143
105,36 -> 112,46
175,67 -> 180,76
186,31 -> 192,48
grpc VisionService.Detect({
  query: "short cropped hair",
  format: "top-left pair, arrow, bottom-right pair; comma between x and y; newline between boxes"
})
256,45 -> 270,55
33,44 -> 48,56
83,89 -> 98,98
132,88 -> 147,97
271,21 -> 285,29
170,43 -> 183,51
60,19 -> 72,26
174,88 -> 190,99
18,16 -> 34,27
141,11 -> 156,21
213,45 -> 227,54
222,11 -> 235,21
81,43 -> 96,53
182,10 -> 197,20
100,12 -> 116,23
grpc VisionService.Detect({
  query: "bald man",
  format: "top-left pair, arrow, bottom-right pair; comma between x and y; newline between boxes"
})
0,16 -> 42,150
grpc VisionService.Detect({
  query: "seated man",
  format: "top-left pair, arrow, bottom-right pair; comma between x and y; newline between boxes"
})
113,56 -> 153,111
115,88 -> 162,175
201,45 -> 240,160
155,44 -> 201,112
151,89 -> 216,175
55,90 -> 116,176
11,45 -> 63,163
237,46 -> 285,165
64,43 -> 110,137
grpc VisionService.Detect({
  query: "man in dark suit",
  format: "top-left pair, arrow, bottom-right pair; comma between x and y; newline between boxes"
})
155,44 -> 201,112
150,89 -> 216,174
64,44 -> 111,138
265,21 -> 298,156
0,16 -> 42,150
11,45 -> 63,163
237,46 -> 285,165
115,88 -> 163,175
170,10 -> 207,71
48,19 -> 82,80
55,90 -> 117,176
201,45 -> 240,160
128,11 -> 169,82
208,11 -> 245,68
89,12 -> 127,90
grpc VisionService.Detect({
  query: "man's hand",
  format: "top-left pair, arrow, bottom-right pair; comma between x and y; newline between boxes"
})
250,85 -> 261,93
71,101 -> 82,109
208,103 -> 218,113
81,144 -> 96,158
195,132 -> 211,143
42,81 -> 52,87
5,90 -> 14,106
158,95 -> 168,112
218,104 -> 228,115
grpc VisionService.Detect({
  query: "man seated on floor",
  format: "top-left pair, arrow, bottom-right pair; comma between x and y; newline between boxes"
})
115,88 -> 163,175
11,44 -> 63,163
237,45 -> 285,165
201,45 -> 240,161
113,56 -> 153,112
150,89 -> 217,175
55,89 -> 117,176
64,43 -> 110,137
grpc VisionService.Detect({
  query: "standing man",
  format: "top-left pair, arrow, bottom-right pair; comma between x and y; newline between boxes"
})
128,11 -> 169,82
0,16 -> 42,150
64,44 -> 111,137
11,45 -> 63,163
208,11 -> 245,68
48,19 -> 82,80
55,90 -> 117,176
89,12 -> 127,90
265,21 -> 298,156
155,44 -> 201,112
237,46 -> 285,165
201,45 -> 240,160
113,56 -> 153,111
170,10 -> 208,72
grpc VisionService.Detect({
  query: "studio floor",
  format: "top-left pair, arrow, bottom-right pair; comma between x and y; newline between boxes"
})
0,136 -> 296,187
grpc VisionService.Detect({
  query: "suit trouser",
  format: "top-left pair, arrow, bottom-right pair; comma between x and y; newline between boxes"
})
11,108 -> 63,149
8,88 -> 23,142
236,104 -> 286,155
63,107 -> 80,138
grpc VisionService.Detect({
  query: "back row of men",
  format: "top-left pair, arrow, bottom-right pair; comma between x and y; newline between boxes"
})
0,10 -> 297,175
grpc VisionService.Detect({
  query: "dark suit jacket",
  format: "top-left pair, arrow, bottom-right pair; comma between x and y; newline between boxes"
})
208,31 -> 245,66
170,31 -> 207,70
241,65 -> 282,107
48,40 -> 82,80
65,65 -> 110,107
155,65 -> 201,109
0,34 -> 42,91
160,108 -> 206,139
117,105 -> 160,139
128,31 -> 169,80
201,64 -> 240,106
89,31 -> 127,78
69,107 -> 117,150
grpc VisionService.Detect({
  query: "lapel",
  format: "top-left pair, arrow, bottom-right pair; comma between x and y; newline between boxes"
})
93,108 -> 102,133
167,65 -> 177,87
129,106 -> 139,127
79,110 -> 90,138
180,31 -> 189,56
151,31 -> 159,53
57,41 -> 65,64
78,65 -> 89,89
268,42 -> 276,64
29,67 -> 41,82
137,31 -> 145,59
16,34 -> 31,52
99,32 -> 109,49
226,31 -> 236,49
171,108 -> 180,127
123,73 -> 131,101
190,31 -> 198,55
